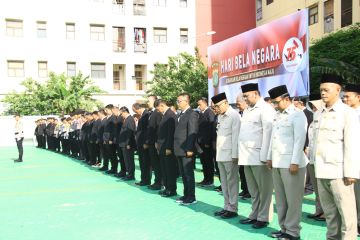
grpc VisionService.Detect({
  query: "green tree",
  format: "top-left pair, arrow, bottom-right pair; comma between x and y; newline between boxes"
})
147,49 -> 208,108
310,23 -> 360,94
2,72 -> 104,115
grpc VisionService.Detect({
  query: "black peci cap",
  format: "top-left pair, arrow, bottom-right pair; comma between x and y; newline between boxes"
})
211,92 -> 227,104
241,83 -> 258,93
268,85 -> 289,99
320,74 -> 343,85
344,83 -> 360,94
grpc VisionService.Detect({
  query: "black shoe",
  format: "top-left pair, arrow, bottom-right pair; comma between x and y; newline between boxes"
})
221,211 -> 238,219
99,167 -> 108,171
148,184 -> 162,190
239,218 -> 257,224
314,215 -> 326,221
123,176 -> 135,181
115,172 -> 126,178
200,181 -> 214,187
196,180 -> 206,185
239,191 -> 249,197
214,209 -> 227,216
161,190 -> 177,197
105,170 -> 117,174
306,212 -> 323,219
270,230 -> 283,238
180,198 -> 197,206
14,159 -> 23,163
252,220 -> 268,229
278,233 -> 300,240
241,193 -> 251,199
175,196 -> 186,203
135,181 -> 149,186
214,186 -> 222,192
158,189 -> 167,195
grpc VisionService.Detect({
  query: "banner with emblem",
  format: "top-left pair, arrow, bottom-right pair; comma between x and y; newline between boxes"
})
207,9 -> 309,103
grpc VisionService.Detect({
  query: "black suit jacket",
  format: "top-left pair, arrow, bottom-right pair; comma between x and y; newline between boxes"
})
98,118 -> 106,143
38,123 -> 46,136
157,108 -> 176,156
114,115 -> 123,144
174,108 -> 198,157
90,119 -> 101,142
136,109 -> 150,148
197,107 -> 215,146
303,108 -> 314,148
118,115 -> 136,148
145,109 -> 162,145
103,115 -> 116,143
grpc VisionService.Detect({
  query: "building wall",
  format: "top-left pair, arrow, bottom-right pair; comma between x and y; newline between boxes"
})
0,0 -> 196,113
196,0 -> 256,63
257,0 -> 360,43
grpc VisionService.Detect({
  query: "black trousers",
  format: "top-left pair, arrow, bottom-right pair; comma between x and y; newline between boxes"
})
177,156 -> 196,200
16,138 -> 23,160
138,147 -> 151,184
160,154 -> 177,192
39,136 -> 46,148
103,143 -> 117,171
239,165 -> 249,194
98,143 -> 104,164
121,147 -> 135,177
148,144 -> 162,185
80,140 -> 88,161
115,144 -> 126,173
87,141 -> 95,164
199,144 -> 214,183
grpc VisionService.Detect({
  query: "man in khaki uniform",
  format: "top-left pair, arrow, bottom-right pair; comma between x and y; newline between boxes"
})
313,74 -> 360,240
267,85 -> 308,240
211,92 -> 241,219
341,82 -> 360,236
238,83 -> 275,229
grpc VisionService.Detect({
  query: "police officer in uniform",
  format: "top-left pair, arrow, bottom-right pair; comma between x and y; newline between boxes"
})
267,85 -> 308,240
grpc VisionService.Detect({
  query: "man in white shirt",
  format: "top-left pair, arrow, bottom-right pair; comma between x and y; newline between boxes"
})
212,92 -> 241,219
267,85 -> 308,240
14,113 -> 24,163
238,83 -> 275,229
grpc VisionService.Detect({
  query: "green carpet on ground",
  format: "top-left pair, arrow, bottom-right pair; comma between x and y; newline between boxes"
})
0,146 -> 328,240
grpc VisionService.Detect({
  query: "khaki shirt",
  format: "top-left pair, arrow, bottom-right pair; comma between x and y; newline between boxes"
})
267,104 -> 308,168
313,99 -> 360,179
216,106 -> 241,162
238,98 -> 275,165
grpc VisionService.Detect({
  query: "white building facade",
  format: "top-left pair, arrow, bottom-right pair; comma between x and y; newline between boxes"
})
0,0 -> 196,113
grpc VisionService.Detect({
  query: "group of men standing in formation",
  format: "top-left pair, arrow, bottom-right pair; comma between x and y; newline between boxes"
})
33,73 -> 360,240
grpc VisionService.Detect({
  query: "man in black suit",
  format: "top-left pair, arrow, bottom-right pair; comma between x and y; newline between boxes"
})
38,119 -> 46,148
112,106 -> 126,177
89,111 -> 101,166
196,97 -> 215,186
156,99 -> 177,197
100,104 -> 118,174
132,103 -> 151,186
174,92 -> 199,205
145,95 -> 163,190
118,106 -> 137,181
97,109 -> 107,167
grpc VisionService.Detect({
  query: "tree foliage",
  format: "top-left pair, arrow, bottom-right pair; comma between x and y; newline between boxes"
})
2,72 -> 104,115
147,49 -> 208,108
310,23 -> 360,94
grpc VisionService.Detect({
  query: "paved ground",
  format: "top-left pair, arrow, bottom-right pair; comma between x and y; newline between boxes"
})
0,146 -> 328,240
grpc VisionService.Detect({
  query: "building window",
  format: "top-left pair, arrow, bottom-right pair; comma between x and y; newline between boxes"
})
180,28 -> 188,44
90,24 -> 105,41
91,63 -> 106,78
309,5 -> 318,25
38,61 -> 48,78
7,60 -> 24,77
134,28 -> 147,52
153,0 -> 166,6
67,62 -> 76,77
180,0 -> 187,7
266,0 -> 273,5
113,64 -> 126,90
113,27 -> 126,52
153,28 -> 167,43
6,19 -> 23,37
37,21 -> 47,38
256,0 -> 263,21
324,0 -> 334,33
134,0 -> 146,15
135,65 -> 146,91
112,0 -> 125,14
66,23 -> 75,39
341,0 -> 352,28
